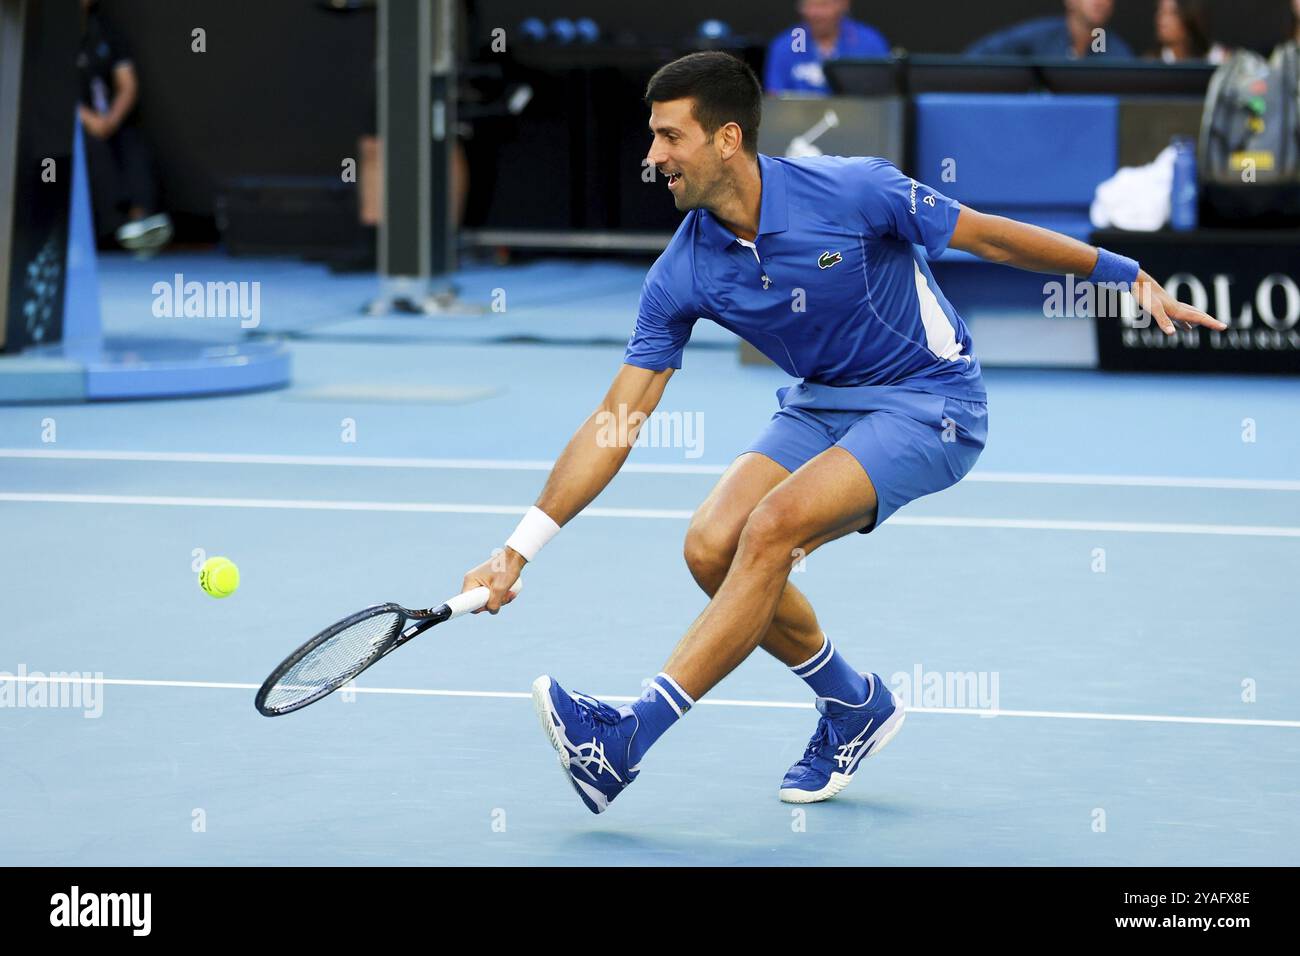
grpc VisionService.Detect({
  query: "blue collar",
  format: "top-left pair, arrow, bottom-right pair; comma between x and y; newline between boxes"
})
701,154 -> 789,249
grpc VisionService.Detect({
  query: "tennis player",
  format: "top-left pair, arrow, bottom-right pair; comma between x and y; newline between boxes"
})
459,52 -> 1225,813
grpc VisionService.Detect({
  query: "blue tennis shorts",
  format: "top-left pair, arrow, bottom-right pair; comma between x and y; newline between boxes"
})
744,382 -> 989,532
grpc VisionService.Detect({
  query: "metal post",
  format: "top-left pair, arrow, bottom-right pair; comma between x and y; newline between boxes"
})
367,0 -> 481,316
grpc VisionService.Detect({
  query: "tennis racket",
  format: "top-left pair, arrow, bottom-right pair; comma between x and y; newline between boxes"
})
255,580 -> 521,717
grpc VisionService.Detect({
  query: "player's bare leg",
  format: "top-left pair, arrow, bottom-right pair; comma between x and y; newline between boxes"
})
664,446 -> 878,698
531,445 -> 906,811
683,452 -> 825,667
671,445 -> 905,802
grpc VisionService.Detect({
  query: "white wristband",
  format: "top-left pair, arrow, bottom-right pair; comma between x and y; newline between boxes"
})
505,506 -> 561,562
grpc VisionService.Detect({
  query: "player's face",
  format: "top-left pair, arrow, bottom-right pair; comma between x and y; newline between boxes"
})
646,98 -> 727,212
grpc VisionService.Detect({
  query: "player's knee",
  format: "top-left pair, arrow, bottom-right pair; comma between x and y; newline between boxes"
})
737,502 -> 803,566
682,520 -> 735,591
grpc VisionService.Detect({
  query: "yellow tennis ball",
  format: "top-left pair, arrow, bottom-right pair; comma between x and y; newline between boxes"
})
199,557 -> 240,598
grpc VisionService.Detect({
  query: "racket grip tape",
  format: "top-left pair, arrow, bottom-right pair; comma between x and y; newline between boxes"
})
445,577 -> 522,620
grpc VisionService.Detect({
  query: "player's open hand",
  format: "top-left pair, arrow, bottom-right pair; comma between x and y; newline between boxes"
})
1131,270 -> 1228,336
461,550 -> 525,614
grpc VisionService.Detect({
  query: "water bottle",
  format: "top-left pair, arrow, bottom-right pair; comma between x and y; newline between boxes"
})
1170,136 -> 1199,231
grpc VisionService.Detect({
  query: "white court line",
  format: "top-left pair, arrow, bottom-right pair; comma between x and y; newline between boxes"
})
2,673 -> 1298,729
2,491 -> 1299,537
0,491 -> 689,520
0,448 -> 710,475
888,515 -> 1300,538
965,471 -> 1300,492
2,448 -> 1298,491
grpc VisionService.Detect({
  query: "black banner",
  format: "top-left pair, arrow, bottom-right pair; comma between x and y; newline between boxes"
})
1093,228 -> 1300,374
0,866 -> 1284,940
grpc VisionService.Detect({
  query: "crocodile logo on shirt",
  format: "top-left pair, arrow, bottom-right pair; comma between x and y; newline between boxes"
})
817,251 -> 843,270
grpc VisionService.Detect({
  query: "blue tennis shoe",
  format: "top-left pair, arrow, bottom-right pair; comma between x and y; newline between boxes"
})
779,673 -> 906,803
532,675 -> 639,814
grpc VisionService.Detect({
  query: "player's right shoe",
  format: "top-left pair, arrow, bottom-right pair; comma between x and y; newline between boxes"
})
531,675 -> 639,814
779,673 -> 905,804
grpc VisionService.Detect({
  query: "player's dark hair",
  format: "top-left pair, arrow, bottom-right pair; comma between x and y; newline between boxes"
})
644,52 -> 762,156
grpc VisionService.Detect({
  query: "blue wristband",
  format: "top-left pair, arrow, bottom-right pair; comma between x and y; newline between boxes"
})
1088,248 -> 1140,286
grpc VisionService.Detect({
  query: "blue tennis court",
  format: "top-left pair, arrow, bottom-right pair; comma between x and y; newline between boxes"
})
2,251 -> 1297,867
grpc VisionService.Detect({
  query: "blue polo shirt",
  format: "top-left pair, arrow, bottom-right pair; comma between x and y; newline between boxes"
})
765,18 -> 890,95
624,154 -> 985,401
965,16 -> 1134,58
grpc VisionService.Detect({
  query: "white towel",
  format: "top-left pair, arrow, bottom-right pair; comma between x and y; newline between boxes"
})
1089,145 -> 1179,232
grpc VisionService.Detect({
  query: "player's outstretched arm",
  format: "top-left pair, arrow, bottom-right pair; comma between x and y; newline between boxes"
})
948,205 -> 1228,336
461,362 -> 675,612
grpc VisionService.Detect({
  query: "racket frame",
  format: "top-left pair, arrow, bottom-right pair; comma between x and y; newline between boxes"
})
254,602 -> 450,716
253,582 -> 516,717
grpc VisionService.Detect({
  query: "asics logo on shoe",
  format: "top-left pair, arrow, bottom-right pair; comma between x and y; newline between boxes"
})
833,719 -> 874,769
573,739 -> 623,783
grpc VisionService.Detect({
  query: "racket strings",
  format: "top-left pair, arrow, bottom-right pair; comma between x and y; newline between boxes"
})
260,611 -> 403,713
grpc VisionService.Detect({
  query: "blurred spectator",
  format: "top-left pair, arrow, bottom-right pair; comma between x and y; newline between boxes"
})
764,0 -> 890,95
1291,0 -> 1300,46
1149,0 -> 1228,63
965,0 -> 1134,59
78,0 -> 172,253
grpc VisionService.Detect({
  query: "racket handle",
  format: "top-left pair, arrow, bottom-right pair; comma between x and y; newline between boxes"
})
445,577 -> 522,620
